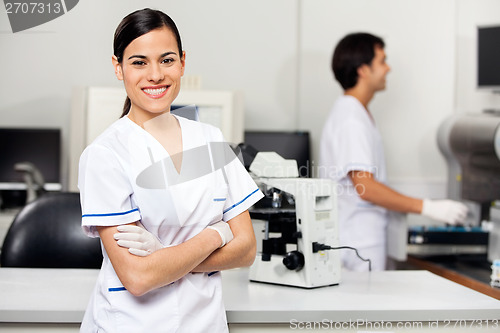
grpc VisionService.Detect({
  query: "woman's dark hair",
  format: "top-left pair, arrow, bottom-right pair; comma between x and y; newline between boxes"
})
114,8 -> 183,117
331,32 -> 385,90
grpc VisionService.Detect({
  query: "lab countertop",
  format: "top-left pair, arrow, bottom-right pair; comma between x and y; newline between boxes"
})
223,268 -> 500,323
0,267 -> 499,325
412,254 -> 492,283
403,254 -> 500,300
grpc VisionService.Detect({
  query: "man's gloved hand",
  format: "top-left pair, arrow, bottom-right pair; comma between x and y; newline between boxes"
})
421,199 -> 469,225
114,223 -> 163,256
207,221 -> 234,248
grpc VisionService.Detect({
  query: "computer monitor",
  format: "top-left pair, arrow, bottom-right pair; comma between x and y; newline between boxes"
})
0,128 -> 61,190
244,131 -> 311,177
171,104 -> 199,121
478,25 -> 500,91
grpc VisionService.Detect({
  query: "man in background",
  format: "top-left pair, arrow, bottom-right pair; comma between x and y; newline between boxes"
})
319,32 -> 468,271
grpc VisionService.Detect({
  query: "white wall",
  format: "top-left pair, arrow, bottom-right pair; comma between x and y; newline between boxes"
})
0,0 -> 499,197
299,0 -> 456,187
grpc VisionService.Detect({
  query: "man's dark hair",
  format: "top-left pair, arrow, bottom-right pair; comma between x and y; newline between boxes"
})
331,33 -> 385,90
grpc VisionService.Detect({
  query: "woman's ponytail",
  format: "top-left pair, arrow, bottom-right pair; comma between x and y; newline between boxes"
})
120,96 -> 131,118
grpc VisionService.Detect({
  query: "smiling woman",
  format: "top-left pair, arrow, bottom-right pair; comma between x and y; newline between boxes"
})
113,27 -> 185,128
77,8 -> 263,333
112,10 -> 185,124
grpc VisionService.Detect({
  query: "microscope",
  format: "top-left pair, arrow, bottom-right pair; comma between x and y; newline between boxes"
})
247,152 -> 341,288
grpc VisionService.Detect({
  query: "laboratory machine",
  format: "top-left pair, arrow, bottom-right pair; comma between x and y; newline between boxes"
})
409,111 -> 500,260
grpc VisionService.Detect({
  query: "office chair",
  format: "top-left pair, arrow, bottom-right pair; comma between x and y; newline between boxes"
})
0,192 -> 102,268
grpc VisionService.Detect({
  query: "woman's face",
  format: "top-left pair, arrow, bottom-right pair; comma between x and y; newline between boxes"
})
113,27 -> 185,124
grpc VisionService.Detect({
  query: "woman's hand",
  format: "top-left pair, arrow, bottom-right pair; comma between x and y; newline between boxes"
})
192,211 -> 257,272
114,222 -> 164,256
114,221 -> 234,256
99,223 -> 221,296
207,221 -> 234,247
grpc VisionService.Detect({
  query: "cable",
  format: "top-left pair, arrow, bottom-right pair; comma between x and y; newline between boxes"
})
312,242 -> 372,271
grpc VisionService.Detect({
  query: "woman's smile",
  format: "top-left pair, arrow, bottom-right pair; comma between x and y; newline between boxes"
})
142,85 -> 169,99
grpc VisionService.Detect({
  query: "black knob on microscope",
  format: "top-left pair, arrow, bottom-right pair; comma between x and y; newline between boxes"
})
282,251 -> 305,271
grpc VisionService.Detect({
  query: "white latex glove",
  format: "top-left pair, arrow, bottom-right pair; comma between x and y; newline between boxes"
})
114,223 -> 163,256
421,199 -> 469,225
207,221 -> 234,248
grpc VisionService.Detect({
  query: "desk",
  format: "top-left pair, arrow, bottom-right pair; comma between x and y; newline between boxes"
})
403,255 -> 500,300
0,268 -> 499,332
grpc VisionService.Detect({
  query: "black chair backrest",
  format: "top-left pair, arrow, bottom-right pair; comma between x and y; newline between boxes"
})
0,192 -> 102,268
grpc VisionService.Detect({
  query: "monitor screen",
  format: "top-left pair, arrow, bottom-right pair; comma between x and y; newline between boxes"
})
0,128 -> 61,188
478,25 -> 500,89
171,104 -> 199,121
244,131 -> 311,177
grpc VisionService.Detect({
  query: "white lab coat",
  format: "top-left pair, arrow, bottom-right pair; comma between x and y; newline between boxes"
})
78,115 -> 263,333
319,95 -> 388,271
